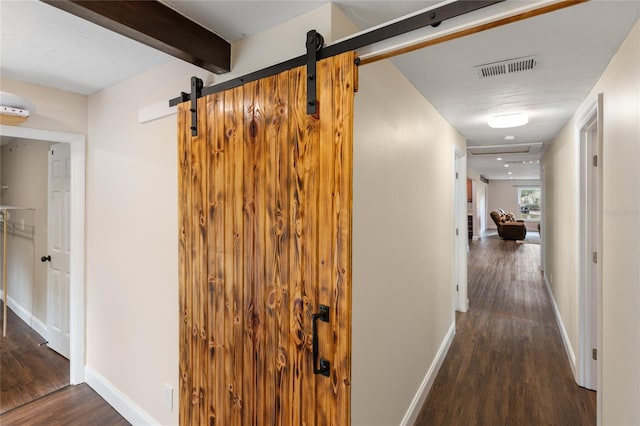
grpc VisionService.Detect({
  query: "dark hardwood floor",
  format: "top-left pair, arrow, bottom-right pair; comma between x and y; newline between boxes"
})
0,303 -> 129,425
0,383 -> 130,425
0,302 -> 69,413
415,233 -> 596,426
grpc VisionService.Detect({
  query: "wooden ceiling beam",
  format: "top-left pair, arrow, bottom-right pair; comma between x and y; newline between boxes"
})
43,0 -> 231,74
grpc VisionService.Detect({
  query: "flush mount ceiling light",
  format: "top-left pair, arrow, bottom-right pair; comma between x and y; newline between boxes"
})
504,135 -> 515,140
0,91 -> 36,125
488,113 -> 528,129
497,157 -> 502,161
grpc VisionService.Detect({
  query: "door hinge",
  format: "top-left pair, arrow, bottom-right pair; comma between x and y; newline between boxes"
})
592,348 -> 597,360
456,172 -> 459,179
593,155 -> 598,167
592,252 -> 598,264
456,228 -> 459,236
456,285 -> 459,292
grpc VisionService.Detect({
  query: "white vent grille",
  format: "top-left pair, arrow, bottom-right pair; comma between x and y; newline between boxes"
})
475,55 -> 541,79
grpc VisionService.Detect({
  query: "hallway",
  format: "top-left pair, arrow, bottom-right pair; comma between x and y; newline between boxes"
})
415,234 -> 596,425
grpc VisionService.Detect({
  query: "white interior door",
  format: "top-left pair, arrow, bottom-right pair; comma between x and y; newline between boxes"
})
47,143 -> 71,358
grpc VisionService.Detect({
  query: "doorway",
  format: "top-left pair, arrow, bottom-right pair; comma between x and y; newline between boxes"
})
0,126 -> 85,391
578,94 -> 602,391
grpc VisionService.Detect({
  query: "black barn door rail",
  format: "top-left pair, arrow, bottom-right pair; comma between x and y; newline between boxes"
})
170,0 -> 504,131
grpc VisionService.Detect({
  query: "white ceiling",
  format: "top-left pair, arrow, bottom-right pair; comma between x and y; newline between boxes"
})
1,0 -> 639,180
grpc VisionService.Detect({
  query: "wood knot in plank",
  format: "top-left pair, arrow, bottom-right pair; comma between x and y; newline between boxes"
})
276,348 -> 287,370
267,288 -> 277,309
249,119 -> 258,139
191,388 -> 204,405
228,385 -> 244,408
252,313 -> 261,331
275,214 -> 286,236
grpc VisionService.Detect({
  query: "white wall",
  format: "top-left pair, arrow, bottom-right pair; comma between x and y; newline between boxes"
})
1,139 -> 52,329
487,179 -> 540,231
352,57 -> 464,426
542,19 -> 640,426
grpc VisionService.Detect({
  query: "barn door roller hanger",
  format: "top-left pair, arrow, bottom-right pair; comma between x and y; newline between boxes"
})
305,30 -> 324,116
179,76 -> 203,136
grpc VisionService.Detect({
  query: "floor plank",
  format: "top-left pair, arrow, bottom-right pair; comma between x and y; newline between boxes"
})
0,302 -> 69,413
0,383 -> 130,426
414,233 -> 596,426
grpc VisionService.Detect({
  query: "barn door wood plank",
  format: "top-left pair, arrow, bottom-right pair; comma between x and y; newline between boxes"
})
273,71 -> 292,426
178,103 -> 193,426
226,86 -> 247,425
262,74 -> 277,426
250,77 -> 268,426
289,62 -> 321,426
317,54 -> 336,426
242,80 -> 259,425
262,72 -> 291,425
332,52 -> 355,425
207,91 -> 226,424
191,96 -> 209,424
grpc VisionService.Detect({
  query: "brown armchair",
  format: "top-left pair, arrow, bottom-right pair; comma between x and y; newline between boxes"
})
490,210 -> 527,240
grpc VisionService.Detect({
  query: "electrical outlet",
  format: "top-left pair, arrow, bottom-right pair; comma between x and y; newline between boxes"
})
163,383 -> 173,411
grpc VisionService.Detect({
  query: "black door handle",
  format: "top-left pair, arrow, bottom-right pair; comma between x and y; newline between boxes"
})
41,255 -> 51,262
312,304 -> 330,377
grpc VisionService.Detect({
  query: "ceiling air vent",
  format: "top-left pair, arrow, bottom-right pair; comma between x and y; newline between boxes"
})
475,55 -> 541,79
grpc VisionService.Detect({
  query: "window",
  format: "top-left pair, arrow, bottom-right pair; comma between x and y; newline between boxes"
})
517,187 -> 541,220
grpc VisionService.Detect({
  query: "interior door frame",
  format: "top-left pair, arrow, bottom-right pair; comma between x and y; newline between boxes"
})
0,124 -> 85,384
453,146 -> 468,312
576,94 -> 603,394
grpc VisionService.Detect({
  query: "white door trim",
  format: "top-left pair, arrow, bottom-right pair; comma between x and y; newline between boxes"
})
575,94 -> 603,396
0,124 -> 85,384
453,146 -> 468,312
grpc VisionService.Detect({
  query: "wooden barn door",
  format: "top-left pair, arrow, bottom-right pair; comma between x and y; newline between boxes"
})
178,51 -> 356,425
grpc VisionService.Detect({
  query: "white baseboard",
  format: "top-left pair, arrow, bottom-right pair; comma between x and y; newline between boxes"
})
85,366 -> 158,425
543,273 -> 577,378
1,292 -> 48,339
31,315 -> 47,337
400,322 -> 456,426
